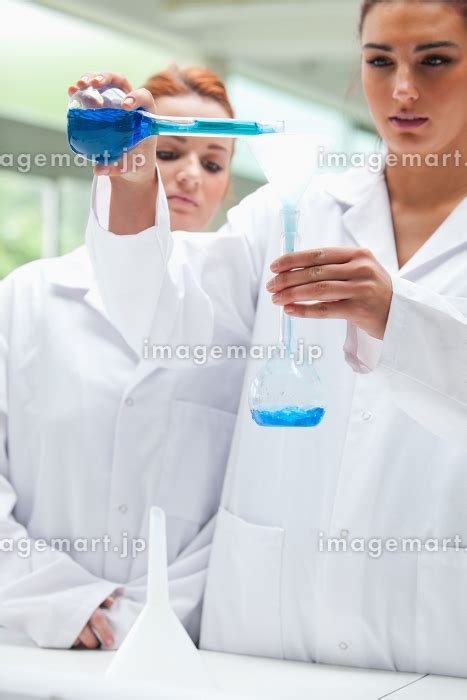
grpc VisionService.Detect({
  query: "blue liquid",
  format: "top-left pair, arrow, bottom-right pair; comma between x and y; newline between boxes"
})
68,108 -> 153,163
68,108 -> 280,163
251,406 -> 326,427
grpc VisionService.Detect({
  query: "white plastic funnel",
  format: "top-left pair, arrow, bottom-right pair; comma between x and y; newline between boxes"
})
249,132 -> 328,207
106,507 -> 215,692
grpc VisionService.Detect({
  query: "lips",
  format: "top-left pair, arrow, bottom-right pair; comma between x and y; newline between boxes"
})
389,113 -> 429,130
167,194 -> 198,208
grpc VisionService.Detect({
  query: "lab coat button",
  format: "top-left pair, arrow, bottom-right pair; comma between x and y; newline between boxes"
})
118,504 -> 128,514
361,411 -> 373,422
339,642 -> 349,650
125,397 -> 134,407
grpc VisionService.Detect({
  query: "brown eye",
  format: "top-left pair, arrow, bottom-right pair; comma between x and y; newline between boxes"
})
422,55 -> 452,67
157,150 -> 179,160
203,161 -> 223,174
366,56 -> 393,68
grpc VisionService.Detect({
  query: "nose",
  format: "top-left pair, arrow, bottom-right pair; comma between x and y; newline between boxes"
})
392,65 -> 419,104
175,155 -> 202,191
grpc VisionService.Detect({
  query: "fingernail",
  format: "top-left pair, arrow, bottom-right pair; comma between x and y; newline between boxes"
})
272,294 -> 280,304
99,167 -> 110,175
94,75 -> 104,82
123,96 -> 135,105
266,279 -> 275,291
270,262 -> 279,272
79,75 -> 89,83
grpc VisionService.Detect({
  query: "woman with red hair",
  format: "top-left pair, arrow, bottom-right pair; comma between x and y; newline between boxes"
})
143,65 -> 235,232
0,66 -> 243,652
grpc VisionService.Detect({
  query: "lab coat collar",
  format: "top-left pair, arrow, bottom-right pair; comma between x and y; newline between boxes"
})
398,197 -> 467,277
322,167 -> 385,209
324,168 -> 467,277
44,246 -> 93,290
44,246 -> 109,320
325,168 -> 400,273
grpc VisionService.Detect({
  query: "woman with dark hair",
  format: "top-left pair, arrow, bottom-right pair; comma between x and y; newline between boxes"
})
85,0 -> 465,674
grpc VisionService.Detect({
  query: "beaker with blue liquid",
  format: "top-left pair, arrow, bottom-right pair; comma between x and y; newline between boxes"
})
248,133 -> 327,428
67,86 -> 285,163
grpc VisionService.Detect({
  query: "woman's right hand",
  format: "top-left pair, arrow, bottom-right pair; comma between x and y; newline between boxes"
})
68,72 -> 159,233
72,596 -> 115,649
67,72 -> 158,185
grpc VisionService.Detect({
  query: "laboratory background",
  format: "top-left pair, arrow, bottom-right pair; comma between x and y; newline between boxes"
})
0,0 -> 378,278
3,2 -> 467,700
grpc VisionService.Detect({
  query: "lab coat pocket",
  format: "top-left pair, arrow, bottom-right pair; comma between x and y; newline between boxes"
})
200,507 -> 285,658
158,400 -> 236,525
416,548 -> 467,676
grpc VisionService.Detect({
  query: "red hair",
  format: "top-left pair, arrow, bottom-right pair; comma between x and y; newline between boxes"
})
142,64 -> 234,118
359,0 -> 467,34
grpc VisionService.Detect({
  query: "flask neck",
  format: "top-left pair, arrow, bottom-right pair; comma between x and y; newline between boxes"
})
281,205 -> 299,255
279,205 -> 299,353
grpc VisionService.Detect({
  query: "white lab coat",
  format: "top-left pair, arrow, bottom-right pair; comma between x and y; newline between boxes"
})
87,167 -> 467,677
0,182 -> 246,649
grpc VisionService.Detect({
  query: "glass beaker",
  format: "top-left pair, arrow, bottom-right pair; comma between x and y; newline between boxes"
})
67,86 -> 284,163
248,133 -> 328,427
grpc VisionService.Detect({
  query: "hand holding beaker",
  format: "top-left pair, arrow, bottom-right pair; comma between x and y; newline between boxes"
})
68,71 -> 158,183
268,246 -> 393,340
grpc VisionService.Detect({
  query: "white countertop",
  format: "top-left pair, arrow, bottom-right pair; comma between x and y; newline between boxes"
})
0,629 -> 466,700
383,673 -> 467,700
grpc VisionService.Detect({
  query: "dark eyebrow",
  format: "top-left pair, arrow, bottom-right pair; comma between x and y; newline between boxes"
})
207,144 -> 229,153
414,41 -> 458,52
163,135 -> 187,143
161,134 -> 229,153
362,40 -> 458,52
363,42 -> 393,51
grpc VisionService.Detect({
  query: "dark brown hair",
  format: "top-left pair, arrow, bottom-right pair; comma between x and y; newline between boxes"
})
360,0 -> 467,34
142,64 -> 234,118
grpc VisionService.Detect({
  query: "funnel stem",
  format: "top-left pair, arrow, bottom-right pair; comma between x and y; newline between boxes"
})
147,507 -> 169,608
279,205 -> 299,354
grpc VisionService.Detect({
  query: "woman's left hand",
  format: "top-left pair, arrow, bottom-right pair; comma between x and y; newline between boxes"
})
266,247 -> 393,340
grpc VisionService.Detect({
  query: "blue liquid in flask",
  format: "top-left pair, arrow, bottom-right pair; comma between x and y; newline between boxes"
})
68,108 -> 281,163
251,406 -> 326,428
